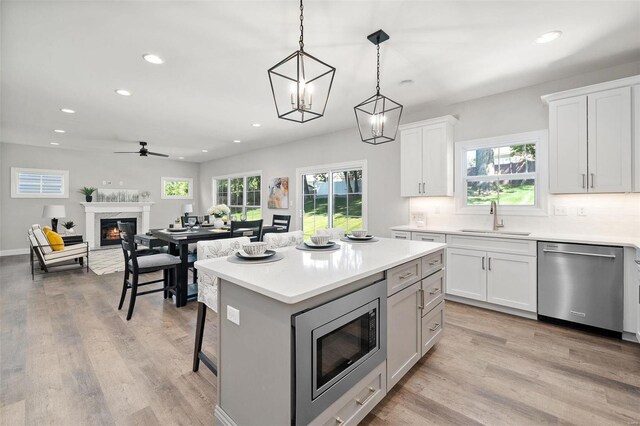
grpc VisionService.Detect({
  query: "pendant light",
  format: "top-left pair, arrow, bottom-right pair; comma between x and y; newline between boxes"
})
268,0 -> 336,123
354,30 -> 403,145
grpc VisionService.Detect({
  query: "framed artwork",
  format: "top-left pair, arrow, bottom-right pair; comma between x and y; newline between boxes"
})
268,177 -> 289,209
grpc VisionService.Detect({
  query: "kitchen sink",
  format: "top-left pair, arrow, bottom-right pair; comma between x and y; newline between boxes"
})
459,229 -> 531,236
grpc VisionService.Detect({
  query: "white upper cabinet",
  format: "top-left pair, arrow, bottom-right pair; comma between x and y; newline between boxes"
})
400,115 -> 457,197
543,76 -> 638,194
633,85 -> 640,192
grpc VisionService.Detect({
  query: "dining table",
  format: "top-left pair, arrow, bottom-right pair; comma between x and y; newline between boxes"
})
150,225 -> 285,307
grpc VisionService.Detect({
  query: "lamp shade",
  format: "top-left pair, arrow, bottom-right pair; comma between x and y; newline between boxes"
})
42,205 -> 66,218
182,203 -> 193,214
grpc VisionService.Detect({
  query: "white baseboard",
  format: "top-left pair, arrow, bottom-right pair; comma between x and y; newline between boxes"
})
0,248 -> 30,257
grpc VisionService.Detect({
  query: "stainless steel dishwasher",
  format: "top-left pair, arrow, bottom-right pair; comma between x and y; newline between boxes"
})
538,242 -> 623,333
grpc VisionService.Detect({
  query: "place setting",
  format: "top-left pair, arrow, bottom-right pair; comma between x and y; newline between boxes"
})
296,234 -> 341,252
340,229 -> 379,243
228,241 -> 284,264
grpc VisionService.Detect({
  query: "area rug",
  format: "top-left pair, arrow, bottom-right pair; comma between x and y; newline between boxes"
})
89,248 -> 125,275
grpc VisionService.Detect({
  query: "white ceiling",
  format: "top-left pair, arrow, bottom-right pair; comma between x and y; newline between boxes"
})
2,1 -> 639,162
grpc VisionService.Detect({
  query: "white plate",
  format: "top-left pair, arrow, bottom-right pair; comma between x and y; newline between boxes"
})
236,249 -> 276,259
347,234 -> 374,240
304,241 -> 336,248
167,227 -> 187,232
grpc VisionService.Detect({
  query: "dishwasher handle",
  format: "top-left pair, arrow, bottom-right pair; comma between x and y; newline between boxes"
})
542,249 -> 616,259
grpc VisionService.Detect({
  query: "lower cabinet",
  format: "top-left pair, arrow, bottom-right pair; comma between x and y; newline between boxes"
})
421,301 -> 444,356
387,282 -> 421,389
446,247 -> 537,313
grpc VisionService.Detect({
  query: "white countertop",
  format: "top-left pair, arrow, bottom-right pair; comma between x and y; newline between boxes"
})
391,225 -> 640,250
194,238 -> 445,304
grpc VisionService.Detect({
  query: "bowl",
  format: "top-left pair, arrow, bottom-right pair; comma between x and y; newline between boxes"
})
242,242 -> 268,256
310,234 -> 330,245
351,229 -> 368,238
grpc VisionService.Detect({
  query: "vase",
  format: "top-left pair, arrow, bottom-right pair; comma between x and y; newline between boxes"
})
85,195 -> 93,202
213,218 -> 224,229
66,228 -> 75,234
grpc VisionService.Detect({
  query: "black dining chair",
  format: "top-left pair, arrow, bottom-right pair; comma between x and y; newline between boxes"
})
230,219 -> 264,242
117,221 -> 181,320
272,214 -> 291,232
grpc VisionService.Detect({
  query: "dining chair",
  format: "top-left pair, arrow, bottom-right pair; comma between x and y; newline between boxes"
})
317,227 -> 345,240
117,221 -> 181,320
271,214 -> 291,232
193,237 -> 251,374
230,219 -> 264,242
263,230 -> 303,249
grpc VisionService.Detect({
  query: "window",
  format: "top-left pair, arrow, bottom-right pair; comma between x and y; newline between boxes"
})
297,161 -> 367,238
455,130 -> 547,215
213,172 -> 262,220
11,167 -> 69,198
161,177 -> 193,199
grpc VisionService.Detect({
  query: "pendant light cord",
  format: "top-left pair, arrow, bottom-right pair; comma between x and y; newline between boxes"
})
299,0 -> 304,51
376,44 -> 381,94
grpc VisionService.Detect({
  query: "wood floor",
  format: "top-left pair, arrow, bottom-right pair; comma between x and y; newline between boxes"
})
2,254 -> 640,426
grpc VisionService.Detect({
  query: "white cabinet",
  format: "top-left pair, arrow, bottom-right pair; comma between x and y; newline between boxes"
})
547,85 -> 633,193
486,252 -> 537,312
411,232 -> 446,243
633,85 -> 640,192
400,116 -> 457,197
386,282 -> 421,389
446,248 -> 487,301
391,230 -> 411,240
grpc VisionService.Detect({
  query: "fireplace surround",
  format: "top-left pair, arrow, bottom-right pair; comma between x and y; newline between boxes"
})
100,218 -> 136,246
81,202 -> 154,249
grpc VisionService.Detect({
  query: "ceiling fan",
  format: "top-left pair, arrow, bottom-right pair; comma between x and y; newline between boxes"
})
114,141 -> 169,157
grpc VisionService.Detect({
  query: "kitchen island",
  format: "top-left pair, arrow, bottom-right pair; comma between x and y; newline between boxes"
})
195,237 -> 446,426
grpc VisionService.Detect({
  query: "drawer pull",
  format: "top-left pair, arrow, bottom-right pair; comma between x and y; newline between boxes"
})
428,260 -> 439,266
428,288 -> 441,295
429,323 -> 441,332
421,238 -> 434,242
335,417 -> 345,425
356,387 -> 376,406
399,271 -> 414,279
418,289 -> 425,309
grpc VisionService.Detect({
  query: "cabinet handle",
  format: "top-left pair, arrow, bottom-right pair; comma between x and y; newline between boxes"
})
488,257 -> 492,271
582,174 -> 586,189
335,417 -> 345,425
428,260 -> 439,266
429,323 -> 441,332
429,287 -> 441,295
356,387 -> 377,406
422,182 -> 426,193
481,256 -> 485,270
422,238 -> 434,242
399,271 -> 415,279
418,182 -> 421,194
590,173 -> 595,189
418,288 -> 425,309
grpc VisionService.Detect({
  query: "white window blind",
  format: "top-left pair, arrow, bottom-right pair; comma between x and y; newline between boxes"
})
11,168 -> 69,198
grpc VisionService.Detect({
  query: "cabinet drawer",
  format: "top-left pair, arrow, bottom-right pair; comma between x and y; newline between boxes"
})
314,362 -> 386,426
421,301 -> 444,356
392,231 -> 411,240
422,249 -> 444,277
411,232 -> 446,243
446,234 -> 536,256
387,259 -> 422,296
421,270 -> 444,315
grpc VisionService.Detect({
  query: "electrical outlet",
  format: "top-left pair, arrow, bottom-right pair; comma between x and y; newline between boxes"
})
227,305 -> 240,325
577,207 -> 587,216
434,206 -> 441,214
554,206 -> 568,216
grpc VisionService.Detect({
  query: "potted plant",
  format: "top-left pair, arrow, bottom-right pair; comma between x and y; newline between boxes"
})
140,190 -> 151,201
207,204 -> 230,228
62,221 -> 75,234
80,186 -> 97,202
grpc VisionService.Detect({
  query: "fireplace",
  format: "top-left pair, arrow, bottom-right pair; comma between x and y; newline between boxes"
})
100,218 -> 136,246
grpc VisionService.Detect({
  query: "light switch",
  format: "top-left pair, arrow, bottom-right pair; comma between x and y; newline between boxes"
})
227,305 -> 240,325
577,207 -> 587,216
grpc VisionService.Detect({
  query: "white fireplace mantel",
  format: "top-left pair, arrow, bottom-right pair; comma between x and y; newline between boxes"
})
82,202 -> 154,249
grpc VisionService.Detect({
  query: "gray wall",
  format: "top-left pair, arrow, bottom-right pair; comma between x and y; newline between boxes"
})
0,142 -> 199,252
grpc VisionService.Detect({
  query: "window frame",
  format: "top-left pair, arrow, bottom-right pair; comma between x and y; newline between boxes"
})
160,177 -> 194,200
455,130 -> 548,216
295,160 -> 368,233
11,167 -> 69,198
212,170 -> 262,220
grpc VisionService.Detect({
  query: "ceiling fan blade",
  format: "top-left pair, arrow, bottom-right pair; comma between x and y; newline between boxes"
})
114,151 -> 140,154
147,151 -> 169,157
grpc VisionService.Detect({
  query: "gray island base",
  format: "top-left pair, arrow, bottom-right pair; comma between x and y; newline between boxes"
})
194,238 -> 446,426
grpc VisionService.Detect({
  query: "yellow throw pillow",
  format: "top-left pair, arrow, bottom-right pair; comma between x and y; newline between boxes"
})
45,229 -> 65,251
42,226 -> 52,234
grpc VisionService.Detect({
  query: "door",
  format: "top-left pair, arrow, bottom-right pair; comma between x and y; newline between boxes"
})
549,96 -> 588,193
587,87 -> 632,193
387,282 -> 421,389
486,252 -> 537,312
446,248 -> 487,301
400,128 -> 422,197
421,124 -> 447,195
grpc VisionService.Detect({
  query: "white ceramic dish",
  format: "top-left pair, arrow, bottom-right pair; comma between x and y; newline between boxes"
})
310,234 -> 330,245
351,229 -> 368,238
236,249 -> 276,259
304,241 -> 336,248
243,242 -> 268,256
347,234 -> 374,240
167,227 -> 186,232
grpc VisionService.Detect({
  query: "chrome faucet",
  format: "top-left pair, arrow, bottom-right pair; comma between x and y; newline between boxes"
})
490,201 -> 504,231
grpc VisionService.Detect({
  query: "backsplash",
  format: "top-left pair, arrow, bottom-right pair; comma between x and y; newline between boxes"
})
409,193 -> 640,238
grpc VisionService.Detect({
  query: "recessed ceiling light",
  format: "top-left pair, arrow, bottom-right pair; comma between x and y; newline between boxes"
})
50,142 -> 60,146
178,156 -> 185,159
399,79 -> 414,86
252,123 -> 261,127
142,53 -> 164,65
60,108 -> 76,114
535,30 -> 562,44
202,149 -> 208,153
233,139 -> 241,143
54,129 -> 66,133
115,89 -> 132,96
